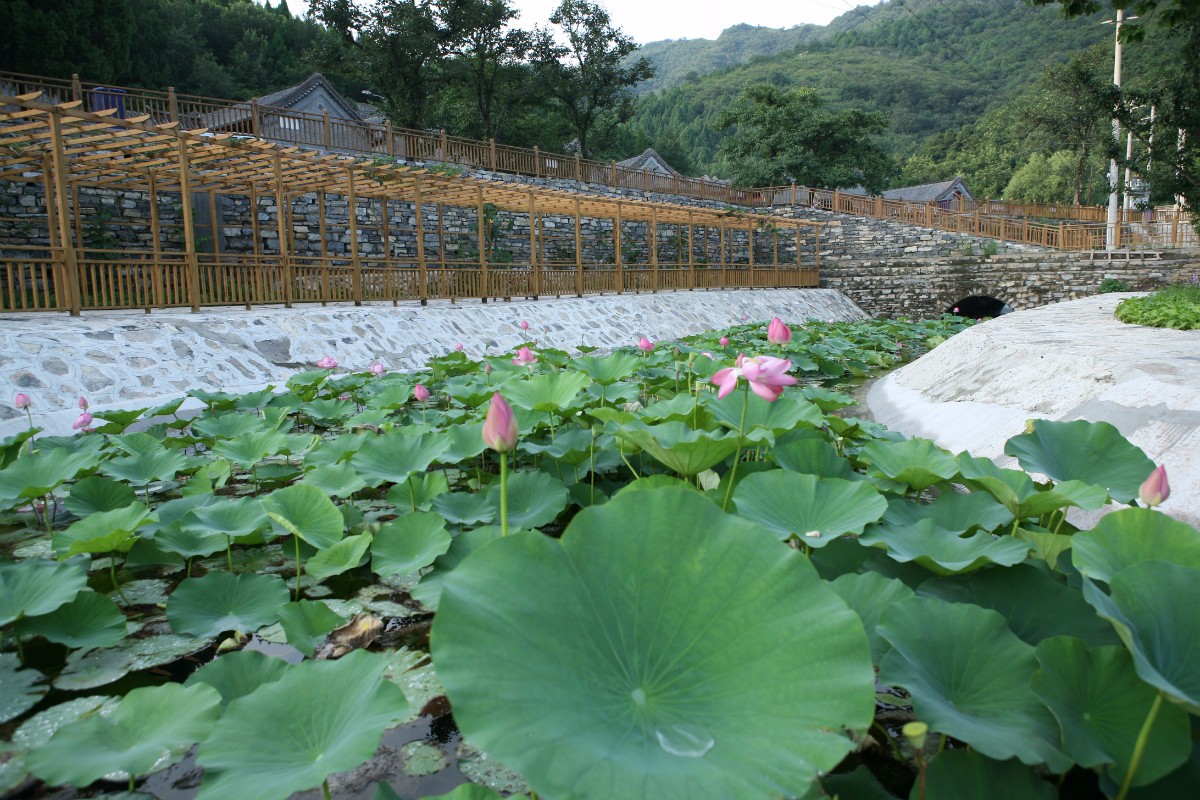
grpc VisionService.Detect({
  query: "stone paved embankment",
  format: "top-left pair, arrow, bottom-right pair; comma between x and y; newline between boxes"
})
1,288 -> 865,436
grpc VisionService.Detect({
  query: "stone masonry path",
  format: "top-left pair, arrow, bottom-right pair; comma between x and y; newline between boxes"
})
1,288 -> 865,437
867,293 -> 1200,526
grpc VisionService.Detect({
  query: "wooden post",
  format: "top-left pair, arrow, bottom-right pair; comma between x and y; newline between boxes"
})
748,222 -> 755,288
925,202 -> 933,227
272,153 -> 291,307
489,138 -> 497,170
687,211 -> 695,290
833,188 -> 841,214
614,202 -> 623,294
643,168 -> 649,191
48,114 -> 82,314
177,138 -> 200,311
650,206 -> 658,293
528,190 -> 539,299
381,197 -> 394,305
610,161 -> 616,186
1022,217 -> 1029,244
719,224 -> 727,290
322,110 -> 331,150
791,182 -> 797,208
575,153 -> 582,184
440,129 -> 449,163
40,153 -> 65,311
167,86 -> 178,123
533,146 -> 540,177
250,100 -> 261,139
1058,221 -> 1065,249
386,121 -> 394,157
207,190 -> 219,261
476,187 -> 488,303
414,176 -> 427,305
347,168 -> 362,305
574,197 -> 583,297
974,206 -> 981,234
148,170 -> 162,310
71,74 -> 82,103
1171,206 -> 1180,248
875,195 -> 884,218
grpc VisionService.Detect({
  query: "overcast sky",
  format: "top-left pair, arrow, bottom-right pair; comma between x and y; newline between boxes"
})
267,1 -> 884,44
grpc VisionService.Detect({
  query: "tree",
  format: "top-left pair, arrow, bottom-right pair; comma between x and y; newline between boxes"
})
530,0 -> 654,158
437,0 -> 531,140
1003,151 -> 1081,201
715,85 -> 896,191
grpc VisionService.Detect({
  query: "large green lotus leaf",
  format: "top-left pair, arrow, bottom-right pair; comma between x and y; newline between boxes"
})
640,393 -> 701,425
183,496 -> 270,540
1073,508 -> 1200,582
883,492 -> 1014,535
386,472 -> 450,515
262,484 -> 343,549
108,432 -> 166,456
371,513 -> 452,579
299,462 -> 366,498
520,426 -> 594,464
0,653 -> 47,723
167,572 -> 289,639
303,432 -> 369,468
439,422 -> 487,463
733,471 -> 887,546
101,447 -> 188,486
184,649 -> 291,708
212,429 -> 288,469
196,650 -> 409,800
154,525 -> 228,560
821,764 -> 898,800
410,526 -> 504,612
956,454 -> 1038,516
860,519 -> 1031,576
192,412 -> 268,440
771,436 -> 853,479
54,633 -> 205,691
487,471 -> 568,529
503,371 -> 591,413
705,392 -> 824,434
1015,527 -> 1075,568
306,533 -> 372,580
828,571 -> 915,664
16,590 -> 127,649
918,564 -> 1118,647
860,438 -> 959,491
366,383 -> 412,409
432,491 -> 496,526
1032,636 -> 1191,786
64,477 -> 136,517
0,695 -> 118,792
432,488 -> 875,799
53,502 -> 154,557
277,601 -> 346,657
0,558 -> 88,625
352,431 -> 451,487
0,447 -> 98,508
301,398 -> 356,424
878,595 -> 1070,771
801,386 -> 856,412
572,353 -> 640,385
1003,419 -> 1154,503
614,422 -> 741,477
90,406 -> 148,430
1082,561 -> 1200,714
917,750 -> 1057,800
26,682 -> 220,786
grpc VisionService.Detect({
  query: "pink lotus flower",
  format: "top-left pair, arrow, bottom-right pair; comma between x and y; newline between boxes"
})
701,352 -> 714,359
72,411 -> 93,431
413,384 -> 431,403
13,393 -> 31,409
482,393 -> 519,453
1139,465 -> 1170,507
638,337 -> 654,352
455,343 -> 464,351
711,354 -> 798,402
316,355 -> 338,369
953,307 -> 960,313
338,393 -> 352,401
767,317 -> 792,345
369,362 -> 386,376
719,336 -> 730,346
519,320 -> 530,331
512,346 -> 538,367
77,396 -> 89,410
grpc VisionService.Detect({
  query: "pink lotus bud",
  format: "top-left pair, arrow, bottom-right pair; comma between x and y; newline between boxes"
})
13,393 -> 31,409
767,316 -> 792,345
369,362 -> 386,376
1139,465 -> 1170,507
484,362 -> 493,374
72,411 -> 93,431
77,396 -> 89,410
519,320 -> 530,331
638,337 -> 654,352
719,336 -> 730,346
338,392 -> 352,401
316,355 -> 338,369
512,347 -> 538,367
482,392 -> 519,453
953,307 -> 960,313
455,343 -> 464,351
413,384 -> 431,403
701,352 -> 714,359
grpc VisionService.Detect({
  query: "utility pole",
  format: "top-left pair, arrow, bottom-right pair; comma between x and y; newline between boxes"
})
1103,10 -> 1135,250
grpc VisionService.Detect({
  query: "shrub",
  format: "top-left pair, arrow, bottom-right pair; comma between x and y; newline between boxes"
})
1115,281 -> 1200,329
1098,278 -> 1133,293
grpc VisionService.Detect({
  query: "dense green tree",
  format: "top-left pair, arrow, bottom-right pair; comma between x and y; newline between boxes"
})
438,0 -> 531,140
715,85 -> 896,191
530,0 -> 654,158
0,0 -> 135,82
1003,151 -> 1081,201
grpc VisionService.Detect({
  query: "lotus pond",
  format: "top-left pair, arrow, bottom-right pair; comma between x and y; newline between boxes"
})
1,313 -> 1197,800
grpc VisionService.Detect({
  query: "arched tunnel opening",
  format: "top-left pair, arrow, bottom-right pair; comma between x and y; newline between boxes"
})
948,295 -> 1013,319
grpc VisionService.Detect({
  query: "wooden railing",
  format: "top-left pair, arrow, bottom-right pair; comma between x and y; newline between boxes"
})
1,70 -> 1195,253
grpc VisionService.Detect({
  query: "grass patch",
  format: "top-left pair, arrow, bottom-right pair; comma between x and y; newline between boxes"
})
1115,281 -> 1200,330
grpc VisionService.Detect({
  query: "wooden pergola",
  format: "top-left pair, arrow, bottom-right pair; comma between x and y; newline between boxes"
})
0,93 -> 820,315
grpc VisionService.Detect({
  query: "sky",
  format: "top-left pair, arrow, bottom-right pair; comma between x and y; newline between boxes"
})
267,1 -> 885,45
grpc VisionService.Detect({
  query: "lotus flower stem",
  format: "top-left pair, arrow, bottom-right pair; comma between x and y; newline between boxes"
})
721,384 -> 750,512
589,430 -> 596,505
129,776 -> 135,792
293,535 -> 302,601
408,481 -> 418,513
617,440 -> 639,481
323,778 -> 331,800
226,537 -> 234,572
1117,691 -> 1164,800
499,451 -> 510,537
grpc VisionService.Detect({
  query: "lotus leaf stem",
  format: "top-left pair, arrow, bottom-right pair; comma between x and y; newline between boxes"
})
294,534 -> 302,601
110,555 -> 129,605
499,451 -> 509,537
589,430 -> 596,506
323,778 -> 331,800
226,537 -> 234,573
617,441 -> 639,481
1117,691 -> 1164,800
721,383 -> 750,512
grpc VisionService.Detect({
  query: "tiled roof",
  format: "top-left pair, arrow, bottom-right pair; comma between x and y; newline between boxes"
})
615,147 -> 681,177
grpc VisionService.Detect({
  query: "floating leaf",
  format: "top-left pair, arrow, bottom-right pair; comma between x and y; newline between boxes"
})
572,353 -> 640,385
185,649 -> 291,708
0,653 -> 47,724
262,484 -> 343,549
433,488 -> 875,799
432,492 -> 496,527
372,513 -> 452,579
733,471 -> 887,546
1003,419 -> 1155,503
0,447 -> 97,509
486,470 -> 568,529
192,412 -> 268,440
0,695 -> 119,792
300,463 -> 367,498
1072,508 -> 1200,583
16,590 -> 127,649
352,431 -> 451,487
64,477 -> 136,516
878,595 -> 1069,771
0,558 -> 88,625
859,520 -> 1031,576
386,472 -> 450,514
55,633 -> 205,691
167,572 -> 289,639
196,650 -> 409,800
1032,636 -> 1191,787
101,447 -> 188,487
919,749 -> 1057,800
306,533 -> 373,580
53,503 -> 154,557
26,682 -> 220,787
860,438 -> 959,491
276,601 -> 346,658
503,371 -> 591,413
212,429 -> 288,469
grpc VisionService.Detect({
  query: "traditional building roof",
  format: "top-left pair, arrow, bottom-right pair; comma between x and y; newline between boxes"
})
199,73 -> 364,131
880,177 -> 973,203
615,147 -> 681,177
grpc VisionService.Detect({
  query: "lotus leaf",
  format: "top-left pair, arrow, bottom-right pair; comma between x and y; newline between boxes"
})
878,595 -> 1070,771
801,386 -> 857,411
303,432 -> 369,468
918,750 -> 1057,800
705,391 -> 824,434
615,422 -> 742,477
192,412 -> 270,440
185,649 -> 291,707
301,398 -> 356,423
733,471 -> 887,546
0,558 -> 89,625
26,682 -> 220,787
196,650 -> 409,800
153,525 -> 228,561
1003,419 -> 1155,503
486,470 -> 568,529
0,447 -> 98,509
439,422 -> 487,462
16,590 -> 127,649
882,491 -> 1013,535
859,519 -> 1031,575
352,431 -> 452,487
212,429 -> 288,469
277,601 -> 346,657
432,488 -> 874,800
1073,508 -> 1200,582
387,472 -> 451,513
101,447 -> 188,487
262,484 -> 344,549
859,438 -> 959,491
53,503 -> 154,557
55,633 -> 205,691
184,496 -> 270,541
1032,636 -> 1191,786
167,571 -> 289,639
91,407 -> 148,430
828,572 -> 915,664
432,491 -> 496,526
0,653 -> 47,724
0,695 -> 118,792
503,371 -> 591,412
306,533 -> 372,579
372,512 -> 452,579
571,353 -> 640,384
301,462 -> 367,498
771,434 -> 853,478
64,477 -> 136,516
